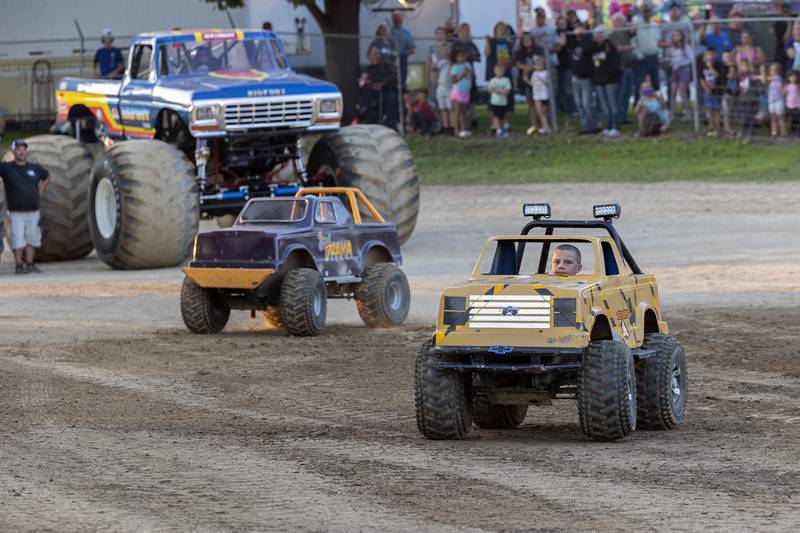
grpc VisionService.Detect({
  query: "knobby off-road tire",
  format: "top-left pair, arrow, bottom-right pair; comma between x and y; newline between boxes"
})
355,263 -> 410,327
415,340 -> 473,440
89,140 -> 198,269
636,334 -> 688,430
279,268 -> 326,336
473,397 -> 528,429
180,277 -> 230,333
578,340 -> 637,441
25,135 -> 94,261
263,305 -> 284,329
307,124 -> 419,244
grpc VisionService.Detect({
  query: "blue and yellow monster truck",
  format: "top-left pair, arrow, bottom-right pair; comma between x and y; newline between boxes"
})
20,29 -> 418,267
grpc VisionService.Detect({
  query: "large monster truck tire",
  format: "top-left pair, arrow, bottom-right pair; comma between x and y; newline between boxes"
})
578,339 -> 637,442
24,135 -> 94,261
88,140 -> 198,269
636,334 -> 688,430
180,277 -> 230,334
307,124 -> 419,244
279,268 -> 327,336
473,397 -> 528,429
415,340 -> 473,440
355,263 -> 410,327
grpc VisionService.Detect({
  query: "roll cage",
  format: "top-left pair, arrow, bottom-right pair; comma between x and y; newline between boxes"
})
518,219 -> 643,275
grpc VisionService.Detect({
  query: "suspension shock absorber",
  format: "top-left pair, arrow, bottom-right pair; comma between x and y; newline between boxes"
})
195,138 -> 209,199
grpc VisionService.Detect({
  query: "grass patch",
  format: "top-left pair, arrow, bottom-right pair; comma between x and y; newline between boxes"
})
406,108 -> 800,184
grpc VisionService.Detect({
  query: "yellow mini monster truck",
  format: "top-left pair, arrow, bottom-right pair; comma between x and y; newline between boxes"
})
415,203 -> 687,442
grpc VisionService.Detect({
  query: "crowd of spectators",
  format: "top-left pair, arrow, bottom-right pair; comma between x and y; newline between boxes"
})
358,3 -> 800,142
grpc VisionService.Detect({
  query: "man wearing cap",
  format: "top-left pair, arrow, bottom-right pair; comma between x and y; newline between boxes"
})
94,28 -> 124,79
0,140 -> 49,274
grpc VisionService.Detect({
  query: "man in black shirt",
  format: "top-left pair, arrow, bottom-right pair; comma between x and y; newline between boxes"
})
0,139 -> 49,273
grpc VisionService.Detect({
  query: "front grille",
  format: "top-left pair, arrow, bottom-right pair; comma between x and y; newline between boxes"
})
224,99 -> 314,129
467,294 -> 552,329
196,233 -> 274,262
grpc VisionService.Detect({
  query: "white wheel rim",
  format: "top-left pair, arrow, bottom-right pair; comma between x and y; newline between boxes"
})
313,287 -> 322,316
95,177 -> 117,239
386,282 -> 402,311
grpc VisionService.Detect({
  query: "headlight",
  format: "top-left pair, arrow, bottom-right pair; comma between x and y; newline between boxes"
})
194,106 -> 216,121
319,98 -> 339,114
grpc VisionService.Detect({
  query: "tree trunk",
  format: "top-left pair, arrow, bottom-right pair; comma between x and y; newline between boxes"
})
305,0 -> 361,123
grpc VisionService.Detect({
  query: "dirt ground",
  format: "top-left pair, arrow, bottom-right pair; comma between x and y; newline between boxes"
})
2,183 -> 800,531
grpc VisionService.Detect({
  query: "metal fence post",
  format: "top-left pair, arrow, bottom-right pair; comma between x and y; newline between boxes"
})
74,19 -> 85,78
688,20 -> 700,135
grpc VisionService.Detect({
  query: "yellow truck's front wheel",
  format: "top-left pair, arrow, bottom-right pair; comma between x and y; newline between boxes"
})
415,340 -> 473,440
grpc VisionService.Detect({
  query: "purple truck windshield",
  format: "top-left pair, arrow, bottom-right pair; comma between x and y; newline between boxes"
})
239,199 -> 307,223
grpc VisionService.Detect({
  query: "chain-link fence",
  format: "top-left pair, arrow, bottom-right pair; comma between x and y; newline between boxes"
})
3,16 -> 800,140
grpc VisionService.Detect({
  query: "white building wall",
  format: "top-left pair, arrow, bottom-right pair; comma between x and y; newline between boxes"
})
0,0 -> 246,60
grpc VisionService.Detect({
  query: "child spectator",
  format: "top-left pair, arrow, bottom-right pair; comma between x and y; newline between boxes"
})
527,56 -> 551,134
667,29 -> 693,120
635,80 -> 669,136
768,63 -> 787,137
701,50 -> 723,137
487,64 -> 512,138
785,70 -> 800,134
721,52 -> 737,137
410,91 -> 436,138
736,61 -> 758,143
450,49 -> 473,138
434,43 -> 453,134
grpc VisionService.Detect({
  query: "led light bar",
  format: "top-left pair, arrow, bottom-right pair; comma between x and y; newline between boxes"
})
593,203 -> 621,220
523,203 -> 551,219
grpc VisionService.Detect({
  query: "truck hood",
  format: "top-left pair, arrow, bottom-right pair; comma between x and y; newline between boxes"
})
434,279 -> 597,349
154,71 -> 338,105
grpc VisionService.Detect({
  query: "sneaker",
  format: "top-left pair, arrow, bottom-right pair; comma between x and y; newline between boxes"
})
538,128 -> 550,135
15,263 -> 27,275
601,128 -> 610,136
498,129 -> 511,138
25,262 -> 42,273
457,130 -> 472,139
606,128 -> 621,138
705,130 -> 719,138
526,126 -> 538,136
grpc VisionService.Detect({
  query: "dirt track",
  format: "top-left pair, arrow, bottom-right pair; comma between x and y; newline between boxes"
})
2,183 -> 800,531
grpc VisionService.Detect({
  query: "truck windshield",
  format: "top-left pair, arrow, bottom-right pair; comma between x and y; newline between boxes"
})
477,239 -> 598,277
239,199 -> 307,223
159,37 -> 288,76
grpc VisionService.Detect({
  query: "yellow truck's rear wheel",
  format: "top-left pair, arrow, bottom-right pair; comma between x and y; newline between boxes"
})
473,397 -> 528,429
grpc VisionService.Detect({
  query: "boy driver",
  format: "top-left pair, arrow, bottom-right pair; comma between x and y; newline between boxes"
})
550,244 -> 582,276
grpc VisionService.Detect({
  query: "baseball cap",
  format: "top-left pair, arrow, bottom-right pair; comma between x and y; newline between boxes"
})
11,139 -> 28,149
535,7 -> 546,15
102,28 -> 114,38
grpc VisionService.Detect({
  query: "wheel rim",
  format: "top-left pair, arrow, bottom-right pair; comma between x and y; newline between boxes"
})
95,177 -> 117,239
386,281 -> 402,311
313,286 -> 322,316
670,365 -> 682,406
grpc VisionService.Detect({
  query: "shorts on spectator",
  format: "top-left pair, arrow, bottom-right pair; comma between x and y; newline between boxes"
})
768,100 -> 785,116
721,95 -> 733,117
704,94 -> 721,111
450,87 -> 470,105
9,210 -> 41,250
436,87 -> 452,110
669,65 -> 691,85
488,104 -> 506,119
534,98 -> 549,104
